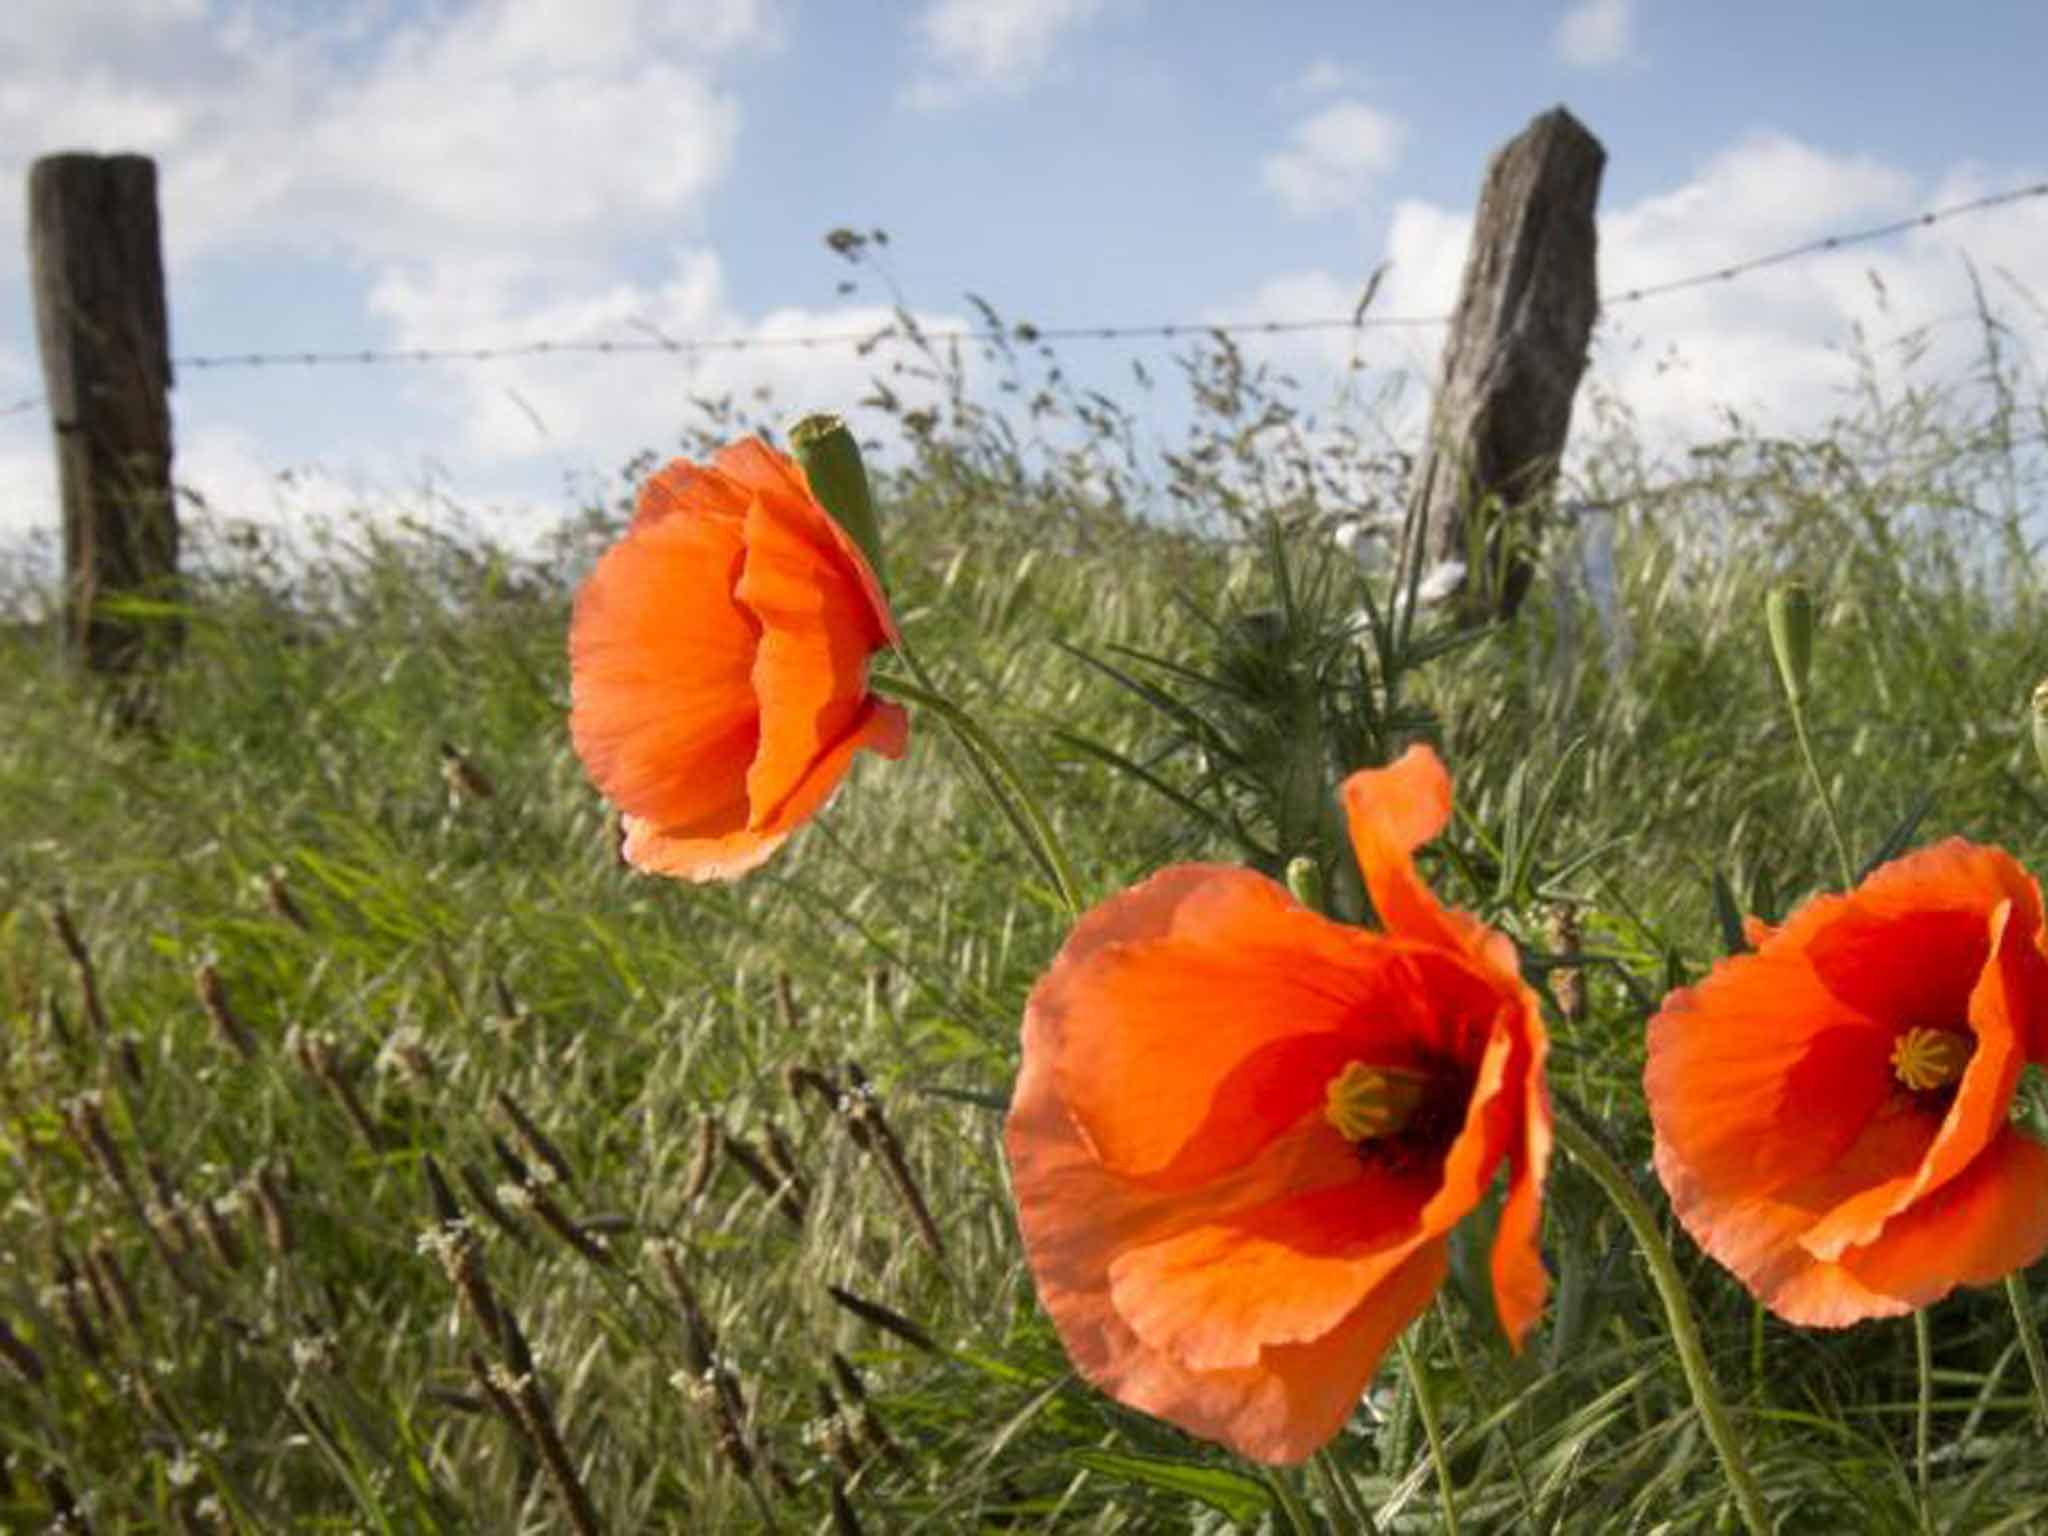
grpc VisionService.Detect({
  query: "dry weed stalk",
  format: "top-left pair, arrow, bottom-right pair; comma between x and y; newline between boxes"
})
458,1161 -> 534,1248
0,1314 -> 47,1384
289,1029 -> 383,1150
840,1062 -> 945,1261
721,1130 -> 806,1226
421,1156 -> 505,1345
1547,902 -> 1586,1022
49,904 -> 108,1037
495,1090 -> 575,1188
194,963 -> 256,1059
829,1473 -> 866,1536
653,1242 -> 758,1482
491,1136 -> 610,1266
831,1352 -> 907,1468
87,1236 -> 142,1333
249,1166 -> 294,1257
679,1117 -> 720,1205
439,740 -> 496,806
824,1285 -> 938,1355
261,866 -> 309,931
489,1309 -> 605,1536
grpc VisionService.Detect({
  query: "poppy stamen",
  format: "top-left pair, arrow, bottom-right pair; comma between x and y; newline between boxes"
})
1324,1061 -> 1429,1142
1890,1026 -> 1974,1092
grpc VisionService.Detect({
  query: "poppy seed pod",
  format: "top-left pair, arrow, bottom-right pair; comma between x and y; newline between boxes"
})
1767,582 -> 1815,706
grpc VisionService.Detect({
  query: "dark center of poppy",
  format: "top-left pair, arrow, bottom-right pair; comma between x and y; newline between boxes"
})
1324,1062 -> 1429,1140
1889,1026 -> 1973,1093
1323,1058 -> 1471,1165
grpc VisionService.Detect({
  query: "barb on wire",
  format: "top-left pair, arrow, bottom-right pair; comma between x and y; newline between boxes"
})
0,180 -> 2039,405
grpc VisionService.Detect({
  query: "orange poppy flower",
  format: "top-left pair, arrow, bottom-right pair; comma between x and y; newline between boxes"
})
569,437 -> 908,882
1004,745 -> 1551,1464
1647,840 -> 2048,1326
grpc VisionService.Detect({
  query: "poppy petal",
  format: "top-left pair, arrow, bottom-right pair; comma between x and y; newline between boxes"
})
1799,897 -> 2030,1259
1105,1164 -> 1437,1370
1647,952 -> 1891,1211
738,487 -> 897,826
1837,1128 -> 2048,1304
1041,870 -> 1440,1187
632,455 -> 756,531
619,697 -> 907,882
1490,1055 -> 1553,1350
1105,1241 -> 1450,1466
568,510 -> 761,830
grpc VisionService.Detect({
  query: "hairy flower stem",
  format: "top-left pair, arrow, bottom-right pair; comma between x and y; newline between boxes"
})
1309,1449 -> 1373,1536
1398,1331 -> 1460,1536
870,664 -> 1083,918
1261,1467 -> 1317,1536
2005,1272 -> 2048,1432
1553,1103 -> 1769,1536
1784,691 -> 1856,889
1914,1308 -> 1934,1530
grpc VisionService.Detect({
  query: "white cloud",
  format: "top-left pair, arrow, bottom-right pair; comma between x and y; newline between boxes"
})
0,0 -> 778,275
1555,0 -> 1634,69
1261,100 -> 1408,218
903,0 -> 1113,110
1292,58 -> 1356,97
1215,133 -> 2048,464
362,247 -> 974,495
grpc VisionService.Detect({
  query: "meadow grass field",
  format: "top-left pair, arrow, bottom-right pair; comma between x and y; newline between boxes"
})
5,323 -> 2048,1533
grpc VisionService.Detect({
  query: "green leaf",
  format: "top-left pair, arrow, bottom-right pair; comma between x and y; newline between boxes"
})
1710,869 -> 1748,956
1855,785 -> 1937,882
1071,1450 -> 1275,1527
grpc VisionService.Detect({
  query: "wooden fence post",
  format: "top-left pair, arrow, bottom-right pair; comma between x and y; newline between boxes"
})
1411,107 -> 1604,623
28,152 -> 179,674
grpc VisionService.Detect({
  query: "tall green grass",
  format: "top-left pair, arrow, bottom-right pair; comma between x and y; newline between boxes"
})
4,314 -> 2048,1531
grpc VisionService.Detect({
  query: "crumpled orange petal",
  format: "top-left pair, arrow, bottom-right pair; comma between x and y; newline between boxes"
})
1006,746 -> 1550,1463
1647,838 -> 2048,1326
569,436 -> 906,881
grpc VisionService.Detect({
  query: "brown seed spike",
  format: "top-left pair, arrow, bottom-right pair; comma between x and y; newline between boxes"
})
825,1285 -> 938,1354
722,1131 -> 805,1225
195,963 -> 256,1059
496,1090 -> 575,1189
0,1316 -> 46,1384
262,866 -> 310,930
680,1117 -> 720,1205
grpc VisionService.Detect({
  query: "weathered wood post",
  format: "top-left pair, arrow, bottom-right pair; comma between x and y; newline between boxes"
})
29,153 -> 179,674
1411,107 -> 1604,622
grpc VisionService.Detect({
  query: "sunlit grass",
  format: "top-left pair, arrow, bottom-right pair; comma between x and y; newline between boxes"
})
4,317 -> 2048,1530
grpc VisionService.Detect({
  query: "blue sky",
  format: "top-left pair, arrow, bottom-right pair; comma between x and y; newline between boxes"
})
3,0 -> 2046,556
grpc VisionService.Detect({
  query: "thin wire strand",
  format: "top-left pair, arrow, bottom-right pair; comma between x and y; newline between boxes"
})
0,179 -> 2042,418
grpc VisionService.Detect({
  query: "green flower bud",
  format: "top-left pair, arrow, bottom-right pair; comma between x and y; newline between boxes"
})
789,413 -> 887,585
1283,855 -> 1325,913
1766,582 -> 1814,707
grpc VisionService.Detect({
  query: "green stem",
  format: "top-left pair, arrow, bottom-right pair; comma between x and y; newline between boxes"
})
1553,1104 -> 1770,1536
1310,1448 -> 1375,1536
1785,693 -> 1856,889
2005,1270 -> 2048,1434
1262,1466 -> 1318,1536
1913,1307 -> 1934,1530
870,665 -> 1083,918
1398,1330 -> 1460,1536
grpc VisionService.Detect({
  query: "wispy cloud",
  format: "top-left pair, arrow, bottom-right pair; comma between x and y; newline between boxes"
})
1261,100 -> 1407,218
1555,0 -> 1635,69
902,0 -> 1114,110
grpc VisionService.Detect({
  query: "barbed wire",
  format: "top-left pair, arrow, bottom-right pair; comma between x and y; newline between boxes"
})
1,179 -> 2043,423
